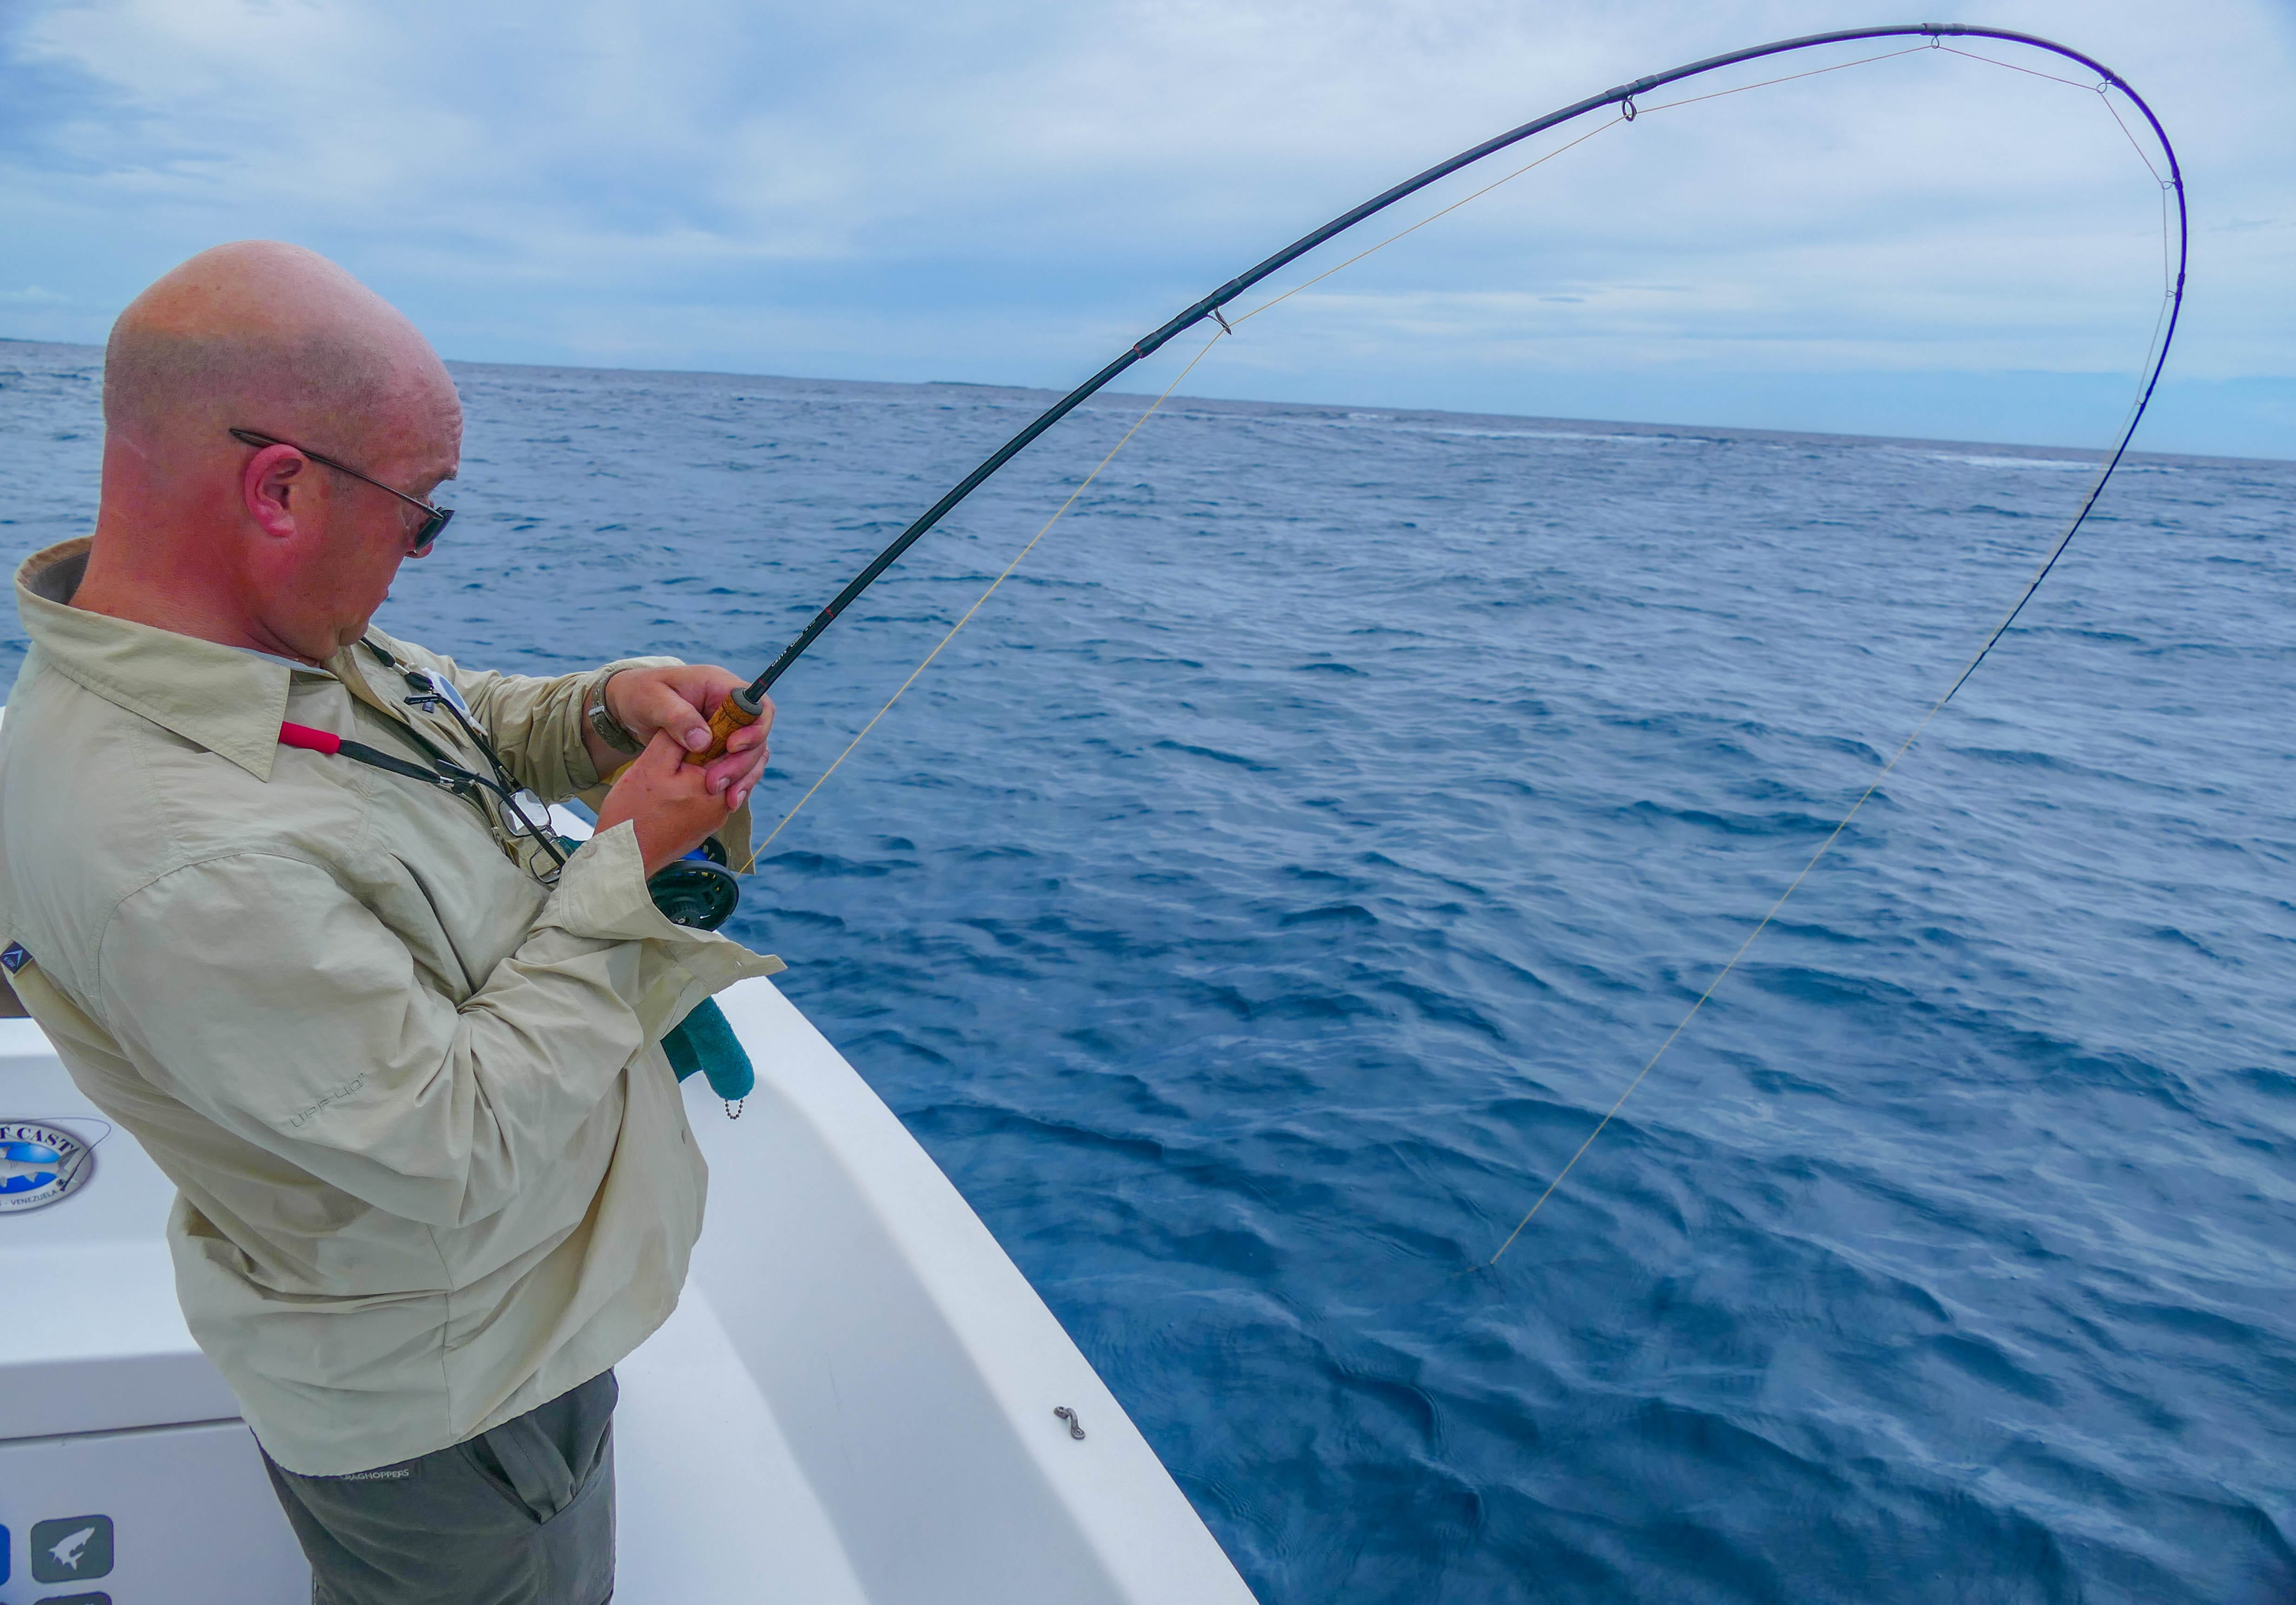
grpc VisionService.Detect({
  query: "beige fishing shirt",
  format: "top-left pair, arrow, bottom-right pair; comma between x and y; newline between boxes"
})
0,538 -> 783,1476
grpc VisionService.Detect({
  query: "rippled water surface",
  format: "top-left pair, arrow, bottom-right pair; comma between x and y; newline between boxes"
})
5,339 -> 2294,1603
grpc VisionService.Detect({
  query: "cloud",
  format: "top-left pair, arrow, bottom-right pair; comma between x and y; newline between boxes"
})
1,0 -> 2289,454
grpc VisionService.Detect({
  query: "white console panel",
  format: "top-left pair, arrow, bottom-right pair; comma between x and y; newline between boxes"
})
0,1418 -> 308,1604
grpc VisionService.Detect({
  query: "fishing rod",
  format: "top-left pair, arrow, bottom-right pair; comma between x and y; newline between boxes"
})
685,20 -> 2187,764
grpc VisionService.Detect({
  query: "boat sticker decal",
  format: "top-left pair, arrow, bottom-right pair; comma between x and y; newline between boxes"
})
0,1121 -> 96,1213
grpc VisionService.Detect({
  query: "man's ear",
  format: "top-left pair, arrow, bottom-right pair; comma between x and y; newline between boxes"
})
242,444 -> 311,540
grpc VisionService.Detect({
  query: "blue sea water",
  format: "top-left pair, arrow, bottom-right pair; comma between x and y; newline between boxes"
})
3,338 -> 2293,1603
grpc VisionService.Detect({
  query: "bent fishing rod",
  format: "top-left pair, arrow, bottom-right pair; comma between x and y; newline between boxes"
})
686,20 -> 2187,764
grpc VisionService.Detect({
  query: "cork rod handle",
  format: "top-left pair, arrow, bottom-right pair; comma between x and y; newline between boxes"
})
684,686 -> 763,767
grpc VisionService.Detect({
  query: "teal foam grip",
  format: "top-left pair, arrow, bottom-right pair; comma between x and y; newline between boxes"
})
661,998 -> 756,1103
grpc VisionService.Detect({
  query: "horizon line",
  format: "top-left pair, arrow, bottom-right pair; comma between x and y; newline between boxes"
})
6,334 -> 2287,472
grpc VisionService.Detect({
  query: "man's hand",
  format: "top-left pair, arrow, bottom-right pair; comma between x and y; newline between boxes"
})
594,665 -> 773,811
593,734 -> 739,877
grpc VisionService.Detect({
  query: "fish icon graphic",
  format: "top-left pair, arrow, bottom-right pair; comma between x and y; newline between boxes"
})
0,1139 -> 63,1195
30,1513 -> 114,1583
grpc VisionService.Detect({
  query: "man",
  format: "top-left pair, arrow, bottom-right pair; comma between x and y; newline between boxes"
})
0,241 -> 781,1604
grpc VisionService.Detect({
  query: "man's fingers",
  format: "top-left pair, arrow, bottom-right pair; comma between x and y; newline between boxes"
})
622,676 -> 715,751
600,671 -> 768,852
632,730 -> 675,770
640,729 -> 718,779
594,723 -> 742,873
701,747 -> 767,796
700,693 -> 770,795
665,687 -> 715,751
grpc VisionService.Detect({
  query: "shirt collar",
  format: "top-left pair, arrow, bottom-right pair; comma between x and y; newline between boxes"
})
13,537 -> 316,782
241,645 -> 336,679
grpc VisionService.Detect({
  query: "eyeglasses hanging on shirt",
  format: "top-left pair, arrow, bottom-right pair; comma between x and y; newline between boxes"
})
276,640 -> 569,886
277,641 -> 741,928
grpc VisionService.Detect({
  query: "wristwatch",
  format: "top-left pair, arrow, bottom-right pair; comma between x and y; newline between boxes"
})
586,673 -> 645,756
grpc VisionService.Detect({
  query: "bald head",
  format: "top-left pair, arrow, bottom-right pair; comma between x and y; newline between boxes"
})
75,243 -> 463,663
103,241 -> 456,458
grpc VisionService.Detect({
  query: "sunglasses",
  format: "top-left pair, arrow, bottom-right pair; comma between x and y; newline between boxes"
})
229,428 -> 455,554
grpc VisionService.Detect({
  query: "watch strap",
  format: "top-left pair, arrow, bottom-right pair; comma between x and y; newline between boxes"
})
586,674 -> 645,756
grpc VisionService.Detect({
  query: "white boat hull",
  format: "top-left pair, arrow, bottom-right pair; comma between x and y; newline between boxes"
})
0,977 -> 1255,1602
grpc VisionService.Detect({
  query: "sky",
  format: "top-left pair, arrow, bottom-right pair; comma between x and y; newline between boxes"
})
1,0 -> 2290,458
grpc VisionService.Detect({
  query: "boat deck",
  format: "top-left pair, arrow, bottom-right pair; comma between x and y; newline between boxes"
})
0,980 -> 1253,1602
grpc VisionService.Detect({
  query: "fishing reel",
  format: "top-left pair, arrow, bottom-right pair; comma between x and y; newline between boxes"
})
646,837 -> 741,931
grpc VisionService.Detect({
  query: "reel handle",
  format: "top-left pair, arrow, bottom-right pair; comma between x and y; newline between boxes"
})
685,685 -> 763,767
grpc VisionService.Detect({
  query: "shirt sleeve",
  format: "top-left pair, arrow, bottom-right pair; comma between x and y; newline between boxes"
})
91,822 -> 781,1229
439,654 -> 681,803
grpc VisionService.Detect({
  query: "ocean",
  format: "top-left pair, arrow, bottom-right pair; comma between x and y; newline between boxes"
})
4,338 -> 2292,1603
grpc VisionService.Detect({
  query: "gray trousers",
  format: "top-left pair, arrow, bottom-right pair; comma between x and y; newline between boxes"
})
262,1369 -> 618,1605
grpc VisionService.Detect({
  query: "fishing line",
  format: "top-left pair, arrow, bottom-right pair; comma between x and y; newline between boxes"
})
740,110 -> 1626,855
1220,39 -> 1940,334
694,22 -> 2184,755
702,26 -> 2184,1250
1632,39 -> 1935,112
1228,114 -> 1627,329
737,330 -> 1228,868
1485,53 -> 2185,1264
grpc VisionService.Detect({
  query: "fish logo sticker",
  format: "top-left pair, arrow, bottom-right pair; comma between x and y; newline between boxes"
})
30,1513 -> 113,1582
0,1122 -> 95,1213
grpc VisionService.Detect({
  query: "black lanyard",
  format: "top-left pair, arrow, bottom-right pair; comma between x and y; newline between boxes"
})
275,640 -> 568,878
274,644 -> 741,930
